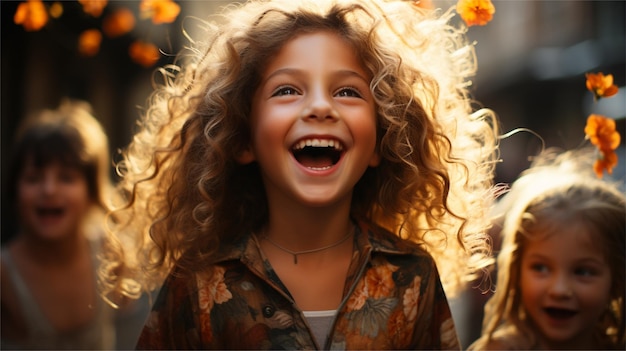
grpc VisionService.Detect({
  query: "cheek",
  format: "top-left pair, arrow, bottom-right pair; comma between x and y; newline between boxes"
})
519,268 -> 542,305
251,121 -> 286,163
65,182 -> 93,210
17,183 -> 37,208
348,113 -> 378,148
357,120 -> 380,167
581,281 -> 612,313
249,103 -> 287,145
250,108 -> 299,164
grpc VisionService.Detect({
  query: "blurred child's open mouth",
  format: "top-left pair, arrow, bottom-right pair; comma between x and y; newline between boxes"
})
544,307 -> 577,319
291,138 -> 344,171
36,207 -> 66,221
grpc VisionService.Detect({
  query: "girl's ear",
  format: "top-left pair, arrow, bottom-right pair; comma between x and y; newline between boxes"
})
236,147 -> 255,164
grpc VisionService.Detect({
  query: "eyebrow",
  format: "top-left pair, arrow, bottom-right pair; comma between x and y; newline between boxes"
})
263,67 -> 369,84
525,253 -> 606,266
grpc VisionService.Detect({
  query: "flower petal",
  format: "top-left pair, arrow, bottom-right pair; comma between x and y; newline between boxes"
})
78,0 -> 108,18
14,0 -> 49,32
585,72 -> 619,99
456,0 -> 495,27
103,8 -> 136,38
49,2 -> 63,19
140,0 -> 180,25
585,114 -> 620,151
129,41 -> 160,67
594,149 -> 618,178
78,29 -> 102,56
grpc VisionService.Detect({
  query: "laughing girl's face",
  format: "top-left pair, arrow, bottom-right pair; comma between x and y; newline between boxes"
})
17,158 -> 91,241
243,31 -> 380,211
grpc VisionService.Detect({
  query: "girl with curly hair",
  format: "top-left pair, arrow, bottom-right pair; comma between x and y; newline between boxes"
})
102,0 -> 499,349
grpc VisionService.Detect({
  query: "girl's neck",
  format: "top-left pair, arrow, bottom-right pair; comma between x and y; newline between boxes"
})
265,198 -> 354,250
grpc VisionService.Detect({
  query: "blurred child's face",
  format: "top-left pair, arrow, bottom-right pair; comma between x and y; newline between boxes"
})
519,224 -> 612,348
246,31 -> 380,208
17,159 -> 92,241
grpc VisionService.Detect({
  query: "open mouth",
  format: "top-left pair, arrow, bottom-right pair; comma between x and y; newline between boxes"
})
544,307 -> 577,319
36,207 -> 65,220
291,138 -> 343,170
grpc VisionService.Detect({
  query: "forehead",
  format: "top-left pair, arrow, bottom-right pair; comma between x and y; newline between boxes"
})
16,126 -> 84,165
261,31 -> 369,79
20,145 -> 83,170
20,155 -> 84,173
523,223 -> 607,262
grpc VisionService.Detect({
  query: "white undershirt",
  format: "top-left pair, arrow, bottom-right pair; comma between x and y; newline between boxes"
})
303,310 -> 337,347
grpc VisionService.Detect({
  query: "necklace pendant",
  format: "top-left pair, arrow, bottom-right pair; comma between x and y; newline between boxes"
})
260,224 -> 355,266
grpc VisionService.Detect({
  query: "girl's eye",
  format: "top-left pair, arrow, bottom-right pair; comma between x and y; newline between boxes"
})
59,171 -> 81,184
530,263 -> 549,273
22,173 -> 42,184
574,267 -> 596,277
335,87 -> 362,98
20,168 -> 43,183
272,86 -> 300,97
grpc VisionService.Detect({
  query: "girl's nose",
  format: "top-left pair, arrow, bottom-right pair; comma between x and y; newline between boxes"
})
302,89 -> 339,121
548,273 -> 573,299
41,175 -> 59,195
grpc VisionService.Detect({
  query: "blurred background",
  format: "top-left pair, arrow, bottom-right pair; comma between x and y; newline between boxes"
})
3,0 -> 623,186
1,0 -> 625,346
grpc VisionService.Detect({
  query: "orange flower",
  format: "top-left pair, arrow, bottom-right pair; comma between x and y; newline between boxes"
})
456,0 -> 495,27
593,149 -> 618,179
585,114 -> 621,152
140,0 -> 180,25
49,2 -> 63,19
585,72 -> 619,100
78,29 -> 102,56
585,114 -> 621,178
129,41 -> 160,67
78,0 -> 108,17
103,8 -> 136,38
14,0 -> 49,32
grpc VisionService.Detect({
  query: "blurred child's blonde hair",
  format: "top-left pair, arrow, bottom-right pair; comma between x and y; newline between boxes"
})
102,0 -> 499,301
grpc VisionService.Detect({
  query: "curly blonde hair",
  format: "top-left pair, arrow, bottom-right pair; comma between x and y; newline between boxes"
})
101,0 -> 499,302
473,147 -> 625,349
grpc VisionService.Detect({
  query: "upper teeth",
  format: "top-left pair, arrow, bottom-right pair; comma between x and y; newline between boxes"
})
293,138 -> 343,151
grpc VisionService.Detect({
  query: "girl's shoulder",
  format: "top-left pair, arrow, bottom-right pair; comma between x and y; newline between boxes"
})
0,244 -> 30,344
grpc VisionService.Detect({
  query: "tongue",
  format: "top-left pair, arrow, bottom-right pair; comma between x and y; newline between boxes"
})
297,154 -> 334,169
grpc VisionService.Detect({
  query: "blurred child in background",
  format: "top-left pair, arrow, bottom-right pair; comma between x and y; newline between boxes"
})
469,147 -> 625,350
0,99 -> 149,349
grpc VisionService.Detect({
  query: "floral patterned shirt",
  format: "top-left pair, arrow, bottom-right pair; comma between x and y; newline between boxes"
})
136,221 -> 461,350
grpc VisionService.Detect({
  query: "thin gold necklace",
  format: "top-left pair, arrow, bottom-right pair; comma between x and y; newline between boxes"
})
263,226 -> 354,264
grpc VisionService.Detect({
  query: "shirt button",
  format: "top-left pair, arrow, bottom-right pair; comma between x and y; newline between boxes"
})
262,304 -> 275,318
